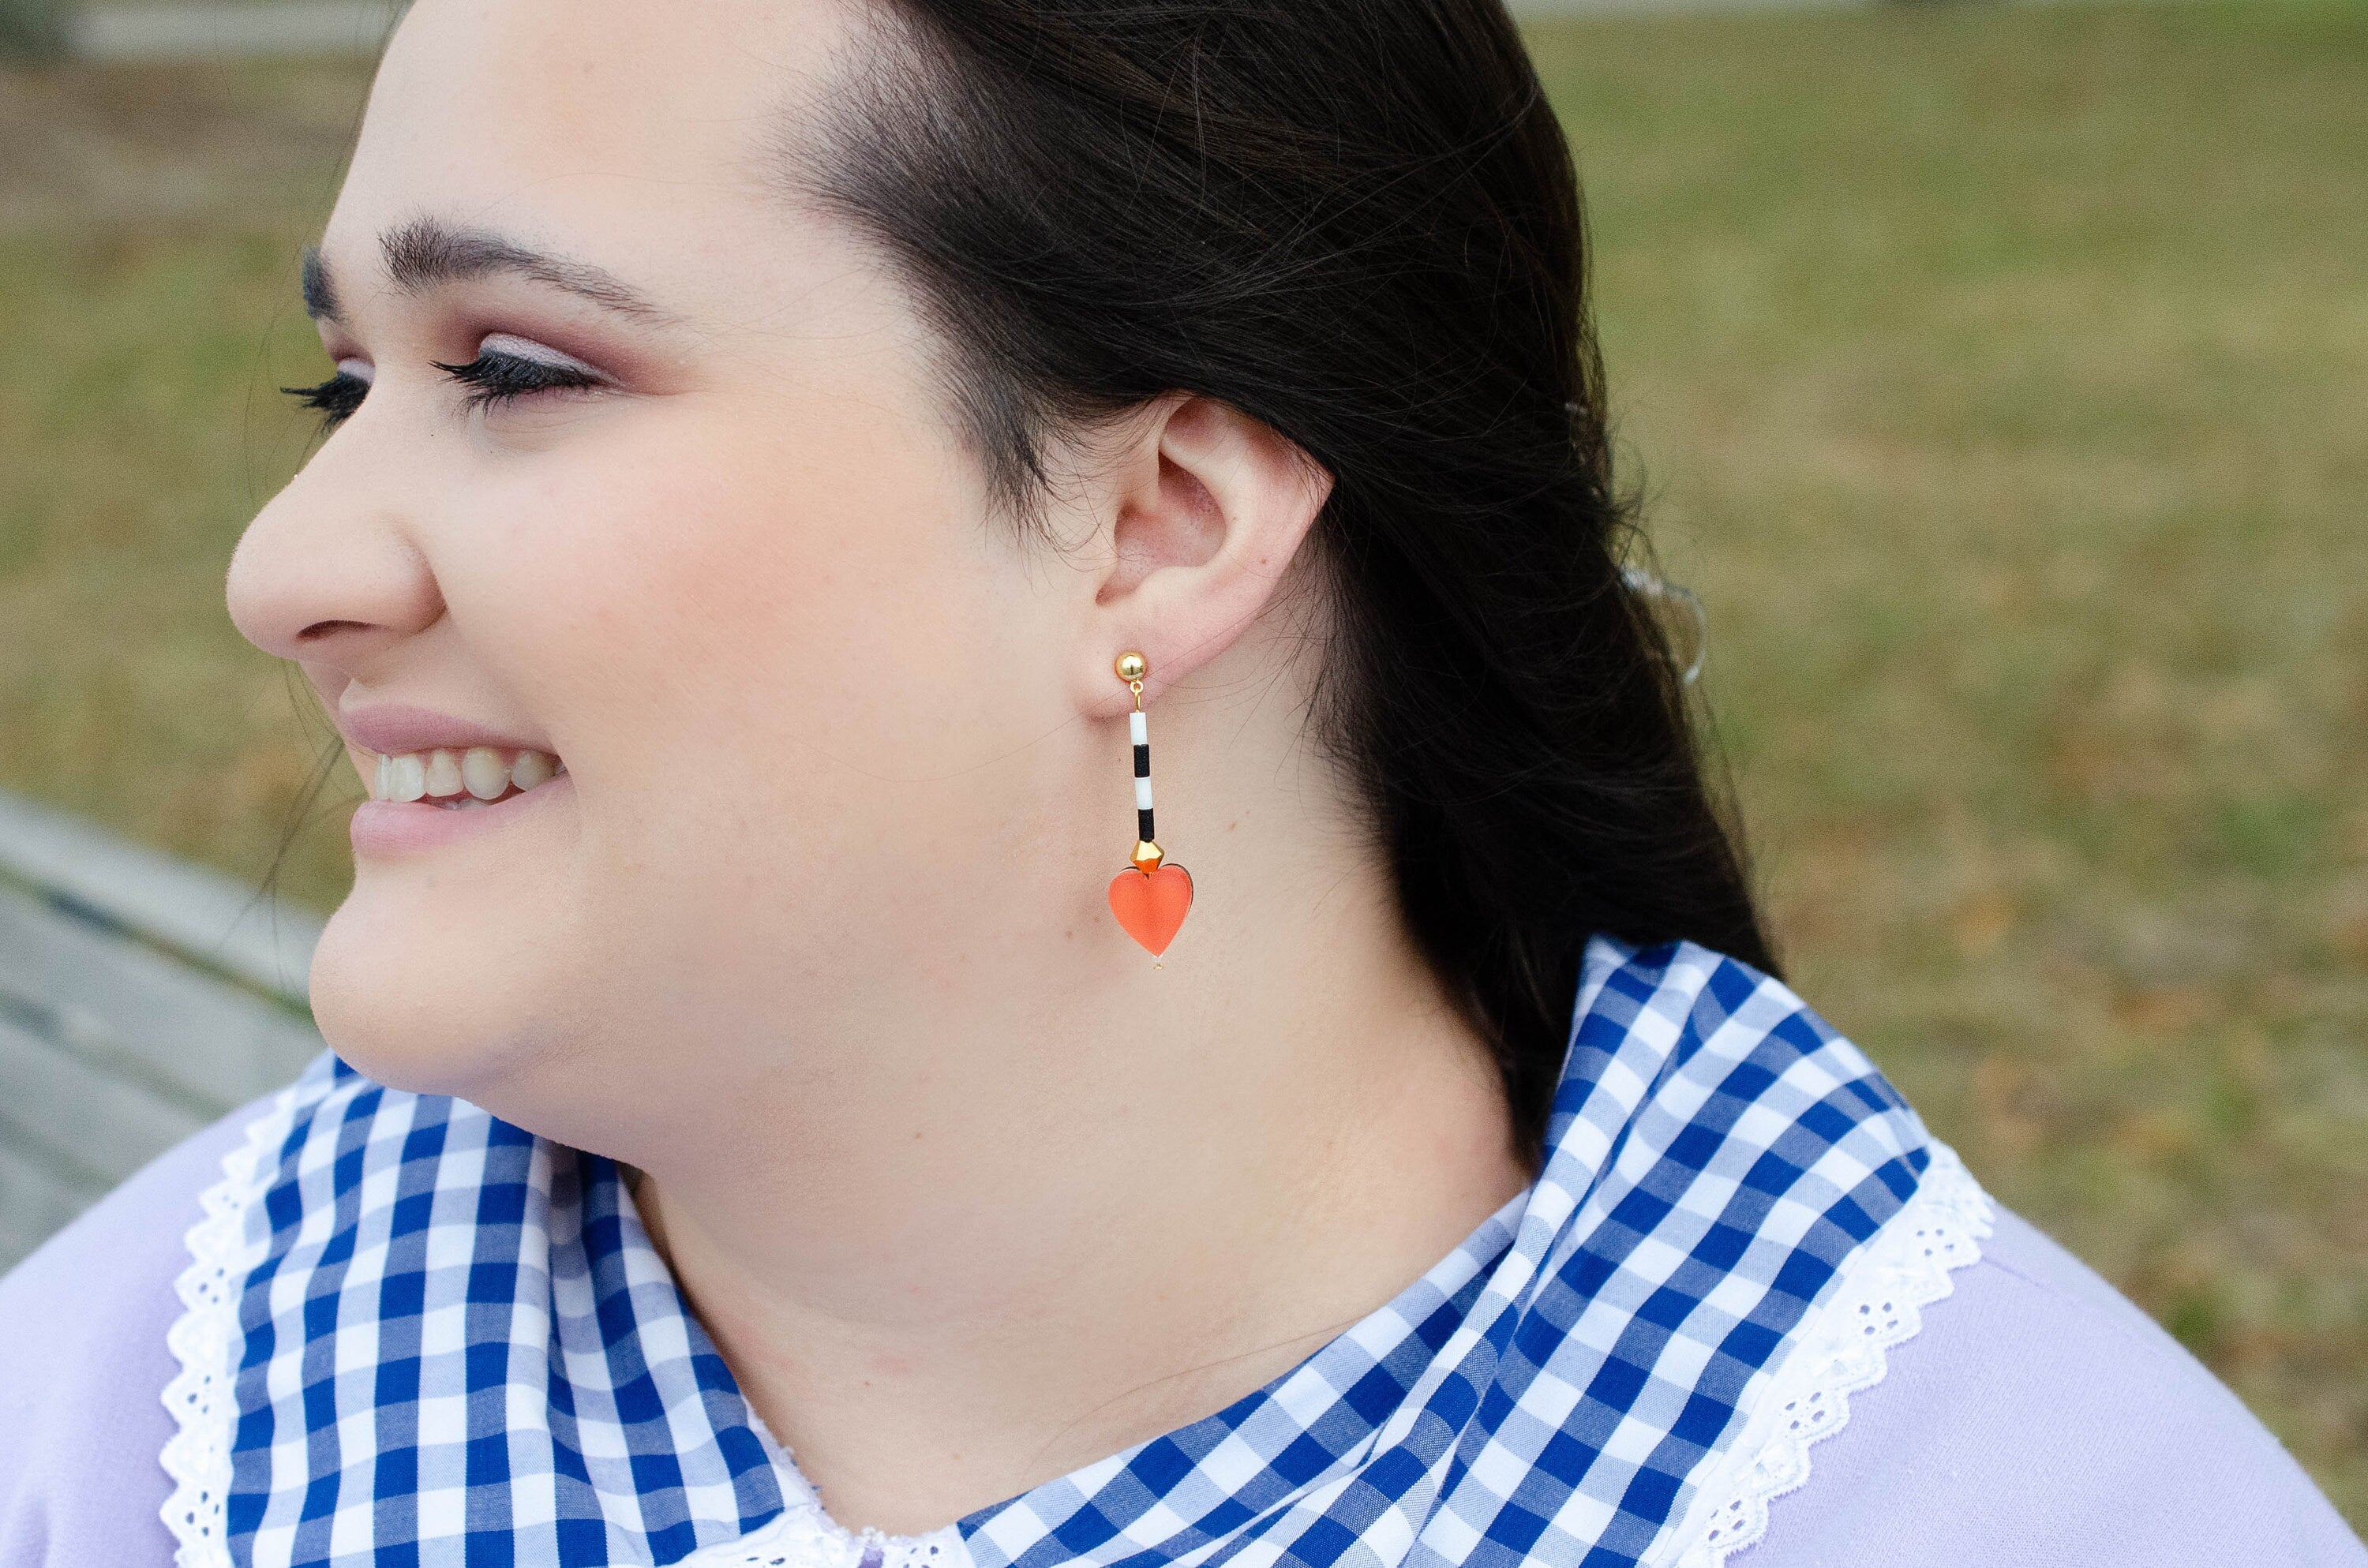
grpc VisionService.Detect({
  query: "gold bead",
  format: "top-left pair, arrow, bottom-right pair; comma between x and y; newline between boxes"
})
1114,651 -> 1148,684
1131,839 -> 1165,873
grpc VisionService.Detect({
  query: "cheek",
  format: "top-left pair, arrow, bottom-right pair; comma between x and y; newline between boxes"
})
309,390 -> 1078,1125
461,395 -> 1058,983
503,396 -> 991,769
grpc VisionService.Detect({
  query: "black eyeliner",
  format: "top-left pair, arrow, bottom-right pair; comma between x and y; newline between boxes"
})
432,348 -> 606,411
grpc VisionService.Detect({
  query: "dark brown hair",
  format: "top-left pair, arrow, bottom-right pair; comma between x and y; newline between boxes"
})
800,0 -> 1777,1163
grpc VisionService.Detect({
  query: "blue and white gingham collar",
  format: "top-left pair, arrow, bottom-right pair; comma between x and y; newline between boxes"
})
166,937 -> 1932,1568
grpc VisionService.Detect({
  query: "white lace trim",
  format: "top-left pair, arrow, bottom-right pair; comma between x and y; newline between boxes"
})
1656,1141 -> 1995,1568
159,1081 -> 305,1568
157,1097 -> 1977,1568
672,1500 -> 964,1568
676,1410 -> 969,1568
154,1080 -> 969,1568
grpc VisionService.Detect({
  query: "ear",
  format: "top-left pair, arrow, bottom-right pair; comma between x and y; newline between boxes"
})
1073,395 -> 1333,714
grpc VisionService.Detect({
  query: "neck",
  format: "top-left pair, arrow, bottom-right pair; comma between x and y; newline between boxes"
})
631,852 -> 1528,1536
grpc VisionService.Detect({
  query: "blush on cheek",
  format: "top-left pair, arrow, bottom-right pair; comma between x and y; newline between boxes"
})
488,407 -> 980,762
356,376 -> 1035,1122
466,437 -> 833,707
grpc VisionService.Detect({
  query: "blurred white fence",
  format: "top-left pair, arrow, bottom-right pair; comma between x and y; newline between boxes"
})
39,0 -> 1883,64
0,789 -> 324,1271
71,0 -> 403,58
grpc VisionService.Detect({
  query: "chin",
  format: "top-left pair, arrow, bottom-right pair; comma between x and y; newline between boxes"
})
305,878 -> 570,1106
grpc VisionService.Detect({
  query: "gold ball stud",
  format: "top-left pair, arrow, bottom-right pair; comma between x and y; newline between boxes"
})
1114,651 -> 1148,684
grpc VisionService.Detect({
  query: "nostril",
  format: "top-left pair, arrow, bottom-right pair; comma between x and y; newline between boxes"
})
297,619 -> 377,643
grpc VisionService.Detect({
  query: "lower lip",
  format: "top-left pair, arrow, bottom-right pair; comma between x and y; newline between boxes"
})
349,773 -> 575,858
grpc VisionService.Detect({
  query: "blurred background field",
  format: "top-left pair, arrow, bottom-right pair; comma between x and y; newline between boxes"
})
1,0 -> 2362,1523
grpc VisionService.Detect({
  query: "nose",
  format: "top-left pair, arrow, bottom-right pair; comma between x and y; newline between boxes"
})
226,425 -> 446,676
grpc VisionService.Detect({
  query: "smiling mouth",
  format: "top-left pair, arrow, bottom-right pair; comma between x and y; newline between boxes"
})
369,747 -> 567,810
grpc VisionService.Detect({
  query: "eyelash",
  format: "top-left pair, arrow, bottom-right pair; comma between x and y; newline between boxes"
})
283,370 -> 368,427
281,349 -> 605,431
433,350 -> 605,411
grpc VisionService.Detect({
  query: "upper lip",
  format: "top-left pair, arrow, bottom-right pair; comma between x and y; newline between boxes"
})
336,703 -> 558,759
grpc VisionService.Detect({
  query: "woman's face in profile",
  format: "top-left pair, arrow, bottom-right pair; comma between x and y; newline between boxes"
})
227,0 -> 1107,1146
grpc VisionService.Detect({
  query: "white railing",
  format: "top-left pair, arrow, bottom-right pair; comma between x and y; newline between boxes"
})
70,0 -> 404,60
0,788 -> 325,1270
25,0 -> 1883,65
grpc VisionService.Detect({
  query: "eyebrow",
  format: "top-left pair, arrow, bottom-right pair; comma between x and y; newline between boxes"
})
300,247 -> 339,320
300,217 -> 675,324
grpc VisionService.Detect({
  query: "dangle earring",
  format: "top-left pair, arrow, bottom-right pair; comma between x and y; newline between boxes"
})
1106,651 -> 1193,960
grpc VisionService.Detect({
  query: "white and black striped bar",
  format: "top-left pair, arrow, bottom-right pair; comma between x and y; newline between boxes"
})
1130,709 -> 1155,842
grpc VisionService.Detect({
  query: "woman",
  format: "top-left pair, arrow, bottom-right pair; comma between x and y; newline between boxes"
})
1,0 -> 2359,1564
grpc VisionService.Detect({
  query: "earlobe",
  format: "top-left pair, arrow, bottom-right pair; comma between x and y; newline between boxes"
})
1084,395 -> 1332,710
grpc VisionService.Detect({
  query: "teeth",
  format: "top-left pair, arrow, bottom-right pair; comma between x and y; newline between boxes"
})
423,749 -> 463,798
462,747 -> 509,800
388,753 -> 428,803
365,746 -> 564,803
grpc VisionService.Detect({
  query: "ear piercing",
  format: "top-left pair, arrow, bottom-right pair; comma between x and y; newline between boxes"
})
1105,651 -> 1193,959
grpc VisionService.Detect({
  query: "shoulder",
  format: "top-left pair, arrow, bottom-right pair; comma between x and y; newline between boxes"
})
0,1097 -> 267,1568
1739,1199 -> 2367,1567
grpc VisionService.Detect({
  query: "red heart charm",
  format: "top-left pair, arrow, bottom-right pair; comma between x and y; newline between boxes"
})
1107,863 -> 1194,956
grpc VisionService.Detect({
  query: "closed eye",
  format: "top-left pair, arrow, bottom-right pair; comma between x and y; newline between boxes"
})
433,339 -> 609,412
282,364 -> 371,430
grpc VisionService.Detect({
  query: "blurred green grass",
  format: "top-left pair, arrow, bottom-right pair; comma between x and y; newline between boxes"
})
0,0 -> 2362,1522
1538,0 -> 2368,1516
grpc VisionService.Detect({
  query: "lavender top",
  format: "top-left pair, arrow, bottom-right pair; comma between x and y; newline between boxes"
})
2,1104 -> 2362,1568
